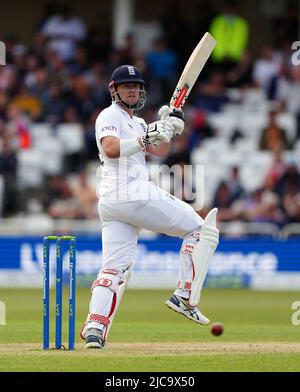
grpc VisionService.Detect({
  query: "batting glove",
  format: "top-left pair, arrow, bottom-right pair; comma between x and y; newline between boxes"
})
142,120 -> 173,147
158,105 -> 185,135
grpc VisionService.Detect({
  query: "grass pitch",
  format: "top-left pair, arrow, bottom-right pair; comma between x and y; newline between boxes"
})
0,288 -> 300,371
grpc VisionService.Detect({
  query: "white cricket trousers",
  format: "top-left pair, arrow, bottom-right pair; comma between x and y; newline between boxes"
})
100,180 -> 203,271
87,180 -> 204,334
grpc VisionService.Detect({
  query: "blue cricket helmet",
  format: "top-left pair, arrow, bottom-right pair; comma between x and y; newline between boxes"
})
110,65 -> 145,86
109,65 -> 146,110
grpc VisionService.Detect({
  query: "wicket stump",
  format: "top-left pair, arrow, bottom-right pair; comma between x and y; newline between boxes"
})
43,236 -> 77,350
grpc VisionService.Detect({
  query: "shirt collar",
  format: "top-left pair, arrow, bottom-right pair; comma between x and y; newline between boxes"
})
112,102 -> 134,119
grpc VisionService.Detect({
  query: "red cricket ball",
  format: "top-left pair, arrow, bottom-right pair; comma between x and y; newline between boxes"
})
211,322 -> 224,336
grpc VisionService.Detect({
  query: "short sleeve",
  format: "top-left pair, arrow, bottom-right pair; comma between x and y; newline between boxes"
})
95,113 -> 120,143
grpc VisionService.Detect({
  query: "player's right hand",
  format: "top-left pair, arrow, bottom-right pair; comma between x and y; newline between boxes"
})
143,120 -> 173,147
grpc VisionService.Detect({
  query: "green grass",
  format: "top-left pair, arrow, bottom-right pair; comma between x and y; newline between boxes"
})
0,288 -> 300,371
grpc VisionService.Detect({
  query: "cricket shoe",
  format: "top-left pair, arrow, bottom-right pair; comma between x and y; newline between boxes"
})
85,328 -> 105,349
165,294 -> 210,325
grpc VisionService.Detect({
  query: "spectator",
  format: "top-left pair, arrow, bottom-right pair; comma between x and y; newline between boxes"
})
10,44 -> 28,70
242,188 -> 263,221
272,60 -> 291,105
68,46 -> 89,76
243,188 -> 284,225
164,133 -> 191,168
11,84 -> 42,120
212,181 -> 235,221
119,33 -> 138,65
195,72 -> 229,112
226,166 -> 245,201
6,104 -> 32,149
42,82 -> 67,123
0,132 -> 18,216
252,46 -> 282,97
256,191 -> 284,225
42,175 -> 75,218
71,171 -> 98,219
277,66 -> 300,140
133,16 -> 164,55
281,181 -> 300,223
0,64 -> 17,93
146,38 -> 178,103
63,106 -> 79,123
27,67 -> 50,105
209,0 -> 249,72
0,91 -> 9,120
213,181 -> 233,208
264,146 -> 287,190
226,49 -> 254,88
23,52 -> 44,87
45,51 -> 69,84
259,109 -> 291,151
188,109 -> 215,149
85,28 -> 112,64
41,4 -> 87,62
68,77 -> 95,122
275,162 -> 300,198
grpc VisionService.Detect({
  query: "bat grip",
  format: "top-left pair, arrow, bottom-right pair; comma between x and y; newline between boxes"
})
169,109 -> 185,122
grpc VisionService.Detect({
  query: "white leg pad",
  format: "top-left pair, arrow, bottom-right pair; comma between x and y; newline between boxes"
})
189,208 -> 219,307
103,265 -> 133,341
80,263 -> 135,341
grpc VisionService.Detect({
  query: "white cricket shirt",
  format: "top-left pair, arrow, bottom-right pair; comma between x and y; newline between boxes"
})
95,103 -> 149,200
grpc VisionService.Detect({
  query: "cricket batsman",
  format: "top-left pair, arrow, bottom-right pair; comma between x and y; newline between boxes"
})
80,65 -> 219,348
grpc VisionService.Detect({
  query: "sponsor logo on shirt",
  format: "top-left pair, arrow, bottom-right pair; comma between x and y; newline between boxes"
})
101,125 -> 117,132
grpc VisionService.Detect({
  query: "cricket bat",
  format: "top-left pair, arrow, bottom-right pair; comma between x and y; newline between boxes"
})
170,32 -> 217,109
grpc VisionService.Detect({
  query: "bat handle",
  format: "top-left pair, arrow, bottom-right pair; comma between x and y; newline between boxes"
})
169,108 -> 185,122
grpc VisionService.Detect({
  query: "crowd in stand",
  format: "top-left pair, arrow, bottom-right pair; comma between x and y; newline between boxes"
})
0,1 -> 299,227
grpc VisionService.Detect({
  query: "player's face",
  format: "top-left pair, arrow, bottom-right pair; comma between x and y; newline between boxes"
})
117,83 -> 141,106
